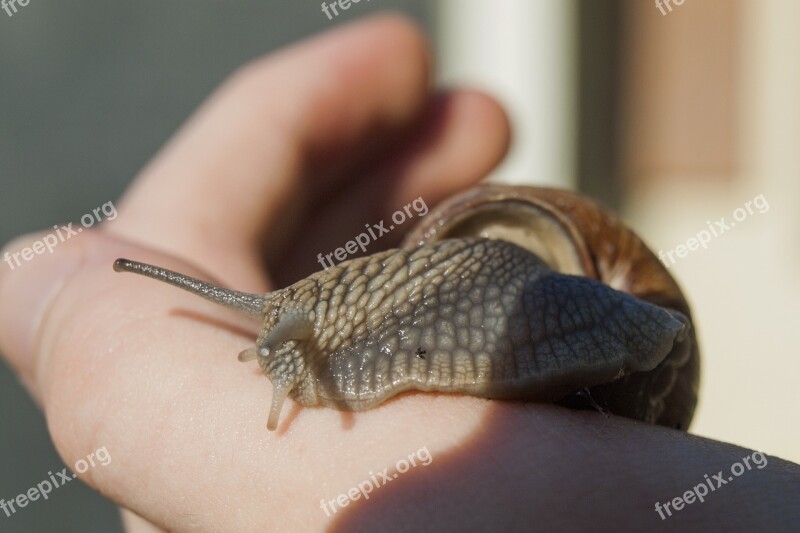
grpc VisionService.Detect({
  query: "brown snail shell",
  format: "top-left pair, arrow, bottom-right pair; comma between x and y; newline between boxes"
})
402,184 -> 700,430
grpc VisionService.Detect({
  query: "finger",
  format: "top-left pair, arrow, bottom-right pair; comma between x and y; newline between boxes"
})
111,15 -> 433,275
268,89 -> 511,283
120,508 -> 167,533
0,232 -> 88,383
387,89 -> 511,208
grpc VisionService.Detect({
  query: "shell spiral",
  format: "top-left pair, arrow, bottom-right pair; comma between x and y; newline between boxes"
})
402,184 -> 700,430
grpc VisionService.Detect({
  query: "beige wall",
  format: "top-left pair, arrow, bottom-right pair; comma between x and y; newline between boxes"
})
623,0 -> 800,463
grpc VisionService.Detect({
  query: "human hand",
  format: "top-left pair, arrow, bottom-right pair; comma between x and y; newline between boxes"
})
1,14 -> 797,532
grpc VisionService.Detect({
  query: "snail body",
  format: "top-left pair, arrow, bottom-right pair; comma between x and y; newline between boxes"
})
114,185 -> 699,431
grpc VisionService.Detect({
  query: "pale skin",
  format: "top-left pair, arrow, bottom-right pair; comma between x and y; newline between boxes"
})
0,15 -> 797,532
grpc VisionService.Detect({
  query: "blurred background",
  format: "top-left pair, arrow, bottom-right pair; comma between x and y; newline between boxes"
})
1,0 -> 797,530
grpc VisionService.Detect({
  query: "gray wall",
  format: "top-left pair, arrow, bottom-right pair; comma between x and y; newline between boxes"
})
0,2 -> 431,531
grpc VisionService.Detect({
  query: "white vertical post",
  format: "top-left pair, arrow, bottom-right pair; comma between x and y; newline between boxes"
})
739,0 -> 800,235
435,0 -> 577,188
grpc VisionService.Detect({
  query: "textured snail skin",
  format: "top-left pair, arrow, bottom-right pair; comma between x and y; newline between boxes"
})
114,183 -> 699,432
402,185 -> 700,430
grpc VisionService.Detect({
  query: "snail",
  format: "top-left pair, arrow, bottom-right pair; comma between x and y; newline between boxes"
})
113,184 -> 699,431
